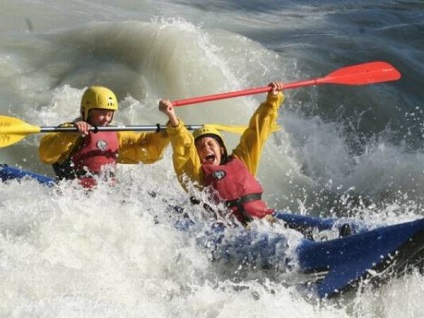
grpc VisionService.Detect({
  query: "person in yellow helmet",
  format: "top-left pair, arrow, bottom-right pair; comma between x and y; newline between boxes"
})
39,86 -> 170,188
158,82 -> 284,226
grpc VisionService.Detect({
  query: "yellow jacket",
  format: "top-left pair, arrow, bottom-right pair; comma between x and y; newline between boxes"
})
166,91 -> 284,191
39,125 -> 170,165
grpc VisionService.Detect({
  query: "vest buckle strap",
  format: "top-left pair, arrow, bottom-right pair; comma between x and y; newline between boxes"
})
225,193 -> 262,226
225,193 -> 262,208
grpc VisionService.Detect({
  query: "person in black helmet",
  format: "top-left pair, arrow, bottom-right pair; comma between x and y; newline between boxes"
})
159,82 -> 284,225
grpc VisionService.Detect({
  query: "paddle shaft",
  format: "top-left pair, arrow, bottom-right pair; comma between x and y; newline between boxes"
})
1,114 -> 246,147
37,124 -> 202,133
172,61 -> 401,106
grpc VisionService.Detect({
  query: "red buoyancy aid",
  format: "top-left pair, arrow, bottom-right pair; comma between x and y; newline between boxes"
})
71,131 -> 119,177
202,156 -> 273,223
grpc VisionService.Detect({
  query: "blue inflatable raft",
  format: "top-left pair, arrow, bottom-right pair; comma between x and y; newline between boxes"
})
2,163 -> 424,298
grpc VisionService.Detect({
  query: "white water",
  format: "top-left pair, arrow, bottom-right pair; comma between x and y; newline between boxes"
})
1,0 -> 424,317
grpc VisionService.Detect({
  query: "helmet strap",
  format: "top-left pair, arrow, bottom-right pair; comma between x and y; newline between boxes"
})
220,147 -> 228,165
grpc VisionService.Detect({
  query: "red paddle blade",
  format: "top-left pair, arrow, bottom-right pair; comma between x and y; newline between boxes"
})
284,61 -> 401,89
321,61 -> 401,85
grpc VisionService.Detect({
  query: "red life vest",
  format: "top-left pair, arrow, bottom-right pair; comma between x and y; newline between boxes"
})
70,131 -> 119,187
202,156 -> 273,224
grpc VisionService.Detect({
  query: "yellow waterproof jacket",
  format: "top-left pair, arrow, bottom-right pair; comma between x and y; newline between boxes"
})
166,91 -> 284,192
39,124 -> 170,165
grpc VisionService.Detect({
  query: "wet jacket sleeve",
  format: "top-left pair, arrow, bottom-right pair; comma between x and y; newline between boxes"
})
165,119 -> 203,191
38,123 -> 80,164
232,91 -> 284,176
117,130 -> 170,164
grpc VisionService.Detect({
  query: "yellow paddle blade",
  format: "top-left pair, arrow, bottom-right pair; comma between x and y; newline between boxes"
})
0,115 -> 41,147
208,124 -> 247,135
208,123 -> 280,135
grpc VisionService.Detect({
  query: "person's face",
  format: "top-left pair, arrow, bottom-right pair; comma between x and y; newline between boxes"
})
88,109 -> 114,126
195,136 -> 224,166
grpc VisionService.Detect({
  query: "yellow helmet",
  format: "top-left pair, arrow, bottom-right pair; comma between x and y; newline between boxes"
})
193,125 -> 228,162
80,86 -> 118,121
